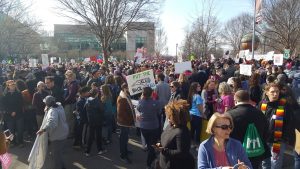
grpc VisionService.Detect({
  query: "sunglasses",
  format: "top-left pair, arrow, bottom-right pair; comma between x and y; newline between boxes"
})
215,124 -> 233,130
170,86 -> 174,88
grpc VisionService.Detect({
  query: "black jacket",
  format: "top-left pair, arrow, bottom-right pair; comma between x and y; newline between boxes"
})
160,125 -> 195,169
85,97 -> 104,126
227,104 -> 271,164
3,91 -> 23,118
259,100 -> 295,145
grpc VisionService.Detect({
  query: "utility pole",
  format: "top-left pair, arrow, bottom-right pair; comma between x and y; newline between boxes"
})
176,43 -> 178,62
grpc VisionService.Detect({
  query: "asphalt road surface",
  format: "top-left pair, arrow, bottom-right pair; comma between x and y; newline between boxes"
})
7,129 -> 295,169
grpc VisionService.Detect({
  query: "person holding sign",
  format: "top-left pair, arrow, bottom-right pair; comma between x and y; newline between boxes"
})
197,113 -> 252,169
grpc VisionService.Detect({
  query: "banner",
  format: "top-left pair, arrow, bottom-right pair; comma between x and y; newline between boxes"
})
273,54 -> 283,66
126,69 -> 156,95
41,54 -> 49,67
255,0 -> 263,24
283,49 -> 290,59
50,57 -> 56,64
29,59 -> 37,67
240,64 -> 252,76
174,61 -> 192,74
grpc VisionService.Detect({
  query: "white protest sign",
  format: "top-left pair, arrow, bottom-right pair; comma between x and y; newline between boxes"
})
131,100 -> 141,127
240,64 -> 252,76
265,51 -> 274,60
239,50 -> 249,59
210,54 -> 215,62
254,54 -> 265,61
29,59 -> 37,67
126,69 -> 156,95
245,50 -> 252,61
70,59 -> 75,64
41,54 -> 49,67
50,57 -> 56,64
273,54 -> 283,66
174,61 -> 192,74
58,57 -> 62,63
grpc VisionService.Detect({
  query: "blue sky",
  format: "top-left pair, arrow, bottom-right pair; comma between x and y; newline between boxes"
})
31,0 -> 253,55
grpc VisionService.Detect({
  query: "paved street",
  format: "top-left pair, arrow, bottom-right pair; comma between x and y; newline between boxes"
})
7,129 -> 295,169
8,130 -> 149,169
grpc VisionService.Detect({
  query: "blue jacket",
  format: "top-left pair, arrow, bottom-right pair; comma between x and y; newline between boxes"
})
198,136 -> 252,169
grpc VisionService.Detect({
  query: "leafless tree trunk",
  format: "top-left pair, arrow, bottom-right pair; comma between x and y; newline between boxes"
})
55,0 -> 161,64
155,21 -> 168,58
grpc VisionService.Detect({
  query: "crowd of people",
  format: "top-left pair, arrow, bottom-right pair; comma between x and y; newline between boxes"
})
0,56 -> 300,169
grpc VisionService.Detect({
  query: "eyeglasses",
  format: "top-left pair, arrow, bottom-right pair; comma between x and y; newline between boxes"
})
170,86 -> 174,88
215,124 -> 233,130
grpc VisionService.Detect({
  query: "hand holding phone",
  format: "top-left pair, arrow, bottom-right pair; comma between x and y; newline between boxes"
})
4,129 -> 13,141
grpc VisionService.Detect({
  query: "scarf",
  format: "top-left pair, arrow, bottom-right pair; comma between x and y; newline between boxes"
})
261,98 -> 286,154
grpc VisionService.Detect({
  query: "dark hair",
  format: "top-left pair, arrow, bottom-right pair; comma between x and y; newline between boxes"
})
187,82 -> 199,106
157,73 -> 165,81
171,81 -> 180,89
105,75 -> 115,85
266,75 -> 276,83
249,73 -> 260,88
121,83 -> 128,91
45,76 -> 55,82
16,79 -> 27,91
142,87 -> 153,99
89,89 -> 98,97
234,90 -> 250,102
79,86 -> 90,94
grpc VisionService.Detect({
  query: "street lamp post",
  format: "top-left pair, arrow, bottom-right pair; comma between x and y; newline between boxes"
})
176,43 -> 178,62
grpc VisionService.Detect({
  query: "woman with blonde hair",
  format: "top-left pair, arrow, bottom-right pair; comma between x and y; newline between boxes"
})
216,82 -> 234,113
155,99 -> 195,169
101,84 -> 113,144
198,112 -> 252,169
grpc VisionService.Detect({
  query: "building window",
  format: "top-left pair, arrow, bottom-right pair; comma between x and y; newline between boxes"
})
136,37 -> 146,49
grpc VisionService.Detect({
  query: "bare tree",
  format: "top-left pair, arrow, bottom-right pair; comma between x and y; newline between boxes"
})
0,0 -> 42,59
155,21 -> 168,58
260,0 -> 300,54
221,13 -> 253,55
55,0 -> 161,64
181,0 -> 220,59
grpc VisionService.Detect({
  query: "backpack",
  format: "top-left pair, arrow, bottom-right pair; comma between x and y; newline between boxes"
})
242,123 -> 265,157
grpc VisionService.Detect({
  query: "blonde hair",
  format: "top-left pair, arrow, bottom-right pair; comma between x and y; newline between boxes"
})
206,112 -> 234,135
101,84 -> 112,102
218,82 -> 232,95
65,70 -> 76,80
178,73 -> 188,83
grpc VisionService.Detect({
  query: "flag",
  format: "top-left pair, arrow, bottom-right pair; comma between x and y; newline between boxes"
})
255,0 -> 263,24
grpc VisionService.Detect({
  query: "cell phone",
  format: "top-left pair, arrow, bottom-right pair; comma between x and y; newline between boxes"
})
4,129 -> 11,138
4,129 -> 13,141
233,163 -> 243,169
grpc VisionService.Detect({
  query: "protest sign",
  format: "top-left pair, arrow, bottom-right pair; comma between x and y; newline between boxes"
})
126,69 -> 156,95
50,57 -> 56,64
274,54 -> 283,66
239,50 -> 250,59
174,61 -> 192,74
240,64 -> 252,76
41,54 -> 49,67
283,49 -> 290,59
29,59 -> 37,67
254,54 -> 265,61
265,51 -> 274,60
